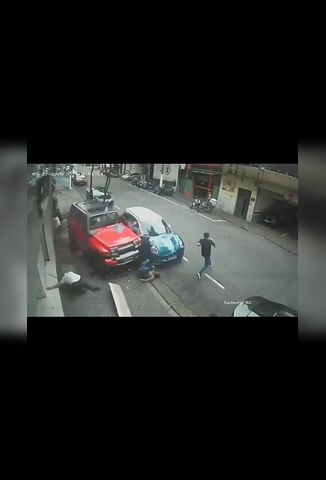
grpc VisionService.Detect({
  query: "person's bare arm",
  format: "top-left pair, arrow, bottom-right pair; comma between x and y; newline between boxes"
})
46,282 -> 62,290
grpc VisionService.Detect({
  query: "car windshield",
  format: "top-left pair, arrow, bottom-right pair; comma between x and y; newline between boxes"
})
142,218 -> 171,236
89,212 -> 120,230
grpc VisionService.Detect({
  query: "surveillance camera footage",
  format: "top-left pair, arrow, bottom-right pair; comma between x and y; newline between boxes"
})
6,145 -> 326,348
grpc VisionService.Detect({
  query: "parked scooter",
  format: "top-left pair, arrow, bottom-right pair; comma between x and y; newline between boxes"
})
205,197 -> 217,212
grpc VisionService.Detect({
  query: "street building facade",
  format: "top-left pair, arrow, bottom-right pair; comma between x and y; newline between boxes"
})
152,163 -> 179,187
107,162 -> 298,225
177,164 -> 223,200
176,163 -> 298,224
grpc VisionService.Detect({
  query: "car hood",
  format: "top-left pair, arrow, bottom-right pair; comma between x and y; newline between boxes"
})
92,223 -> 140,248
151,234 -> 183,255
233,296 -> 298,317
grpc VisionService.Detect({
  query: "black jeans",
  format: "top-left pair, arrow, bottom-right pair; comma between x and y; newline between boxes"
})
63,279 -> 98,295
199,256 -> 211,275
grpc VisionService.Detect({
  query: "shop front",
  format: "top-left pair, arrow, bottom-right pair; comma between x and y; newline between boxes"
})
191,166 -> 222,200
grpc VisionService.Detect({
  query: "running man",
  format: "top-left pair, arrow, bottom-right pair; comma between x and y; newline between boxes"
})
196,232 -> 216,279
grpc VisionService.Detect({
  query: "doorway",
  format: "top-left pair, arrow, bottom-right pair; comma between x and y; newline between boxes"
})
234,188 -> 251,220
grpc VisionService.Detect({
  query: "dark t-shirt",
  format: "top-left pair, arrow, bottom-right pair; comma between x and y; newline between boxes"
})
140,236 -> 152,260
198,238 -> 215,257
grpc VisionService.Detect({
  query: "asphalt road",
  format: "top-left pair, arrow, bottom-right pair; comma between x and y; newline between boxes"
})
66,172 -> 298,317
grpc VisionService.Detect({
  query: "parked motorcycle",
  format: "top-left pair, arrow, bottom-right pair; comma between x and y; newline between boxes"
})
132,177 -> 141,186
144,180 -> 154,190
154,184 -> 174,196
138,180 -> 155,190
137,179 -> 147,189
196,197 -> 217,213
190,197 -> 201,209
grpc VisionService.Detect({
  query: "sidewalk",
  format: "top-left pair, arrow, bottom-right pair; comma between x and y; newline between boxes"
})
54,185 -> 83,217
36,187 -> 83,317
109,269 -> 178,317
173,192 -> 298,256
36,196 -> 64,316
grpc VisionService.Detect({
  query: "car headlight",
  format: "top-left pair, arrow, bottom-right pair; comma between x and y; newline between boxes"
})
111,247 -> 119,257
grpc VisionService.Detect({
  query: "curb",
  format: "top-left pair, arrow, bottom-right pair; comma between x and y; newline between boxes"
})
152,279 -> 198,317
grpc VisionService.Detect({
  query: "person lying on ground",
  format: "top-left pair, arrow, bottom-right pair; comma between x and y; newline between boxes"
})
46,271 -> 100,294
137,260 -> 160,282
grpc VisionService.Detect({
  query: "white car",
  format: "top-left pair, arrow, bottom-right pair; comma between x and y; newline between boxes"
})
121,172 -> 140,181
73,173 -> 87,186
120,207 -> 184,265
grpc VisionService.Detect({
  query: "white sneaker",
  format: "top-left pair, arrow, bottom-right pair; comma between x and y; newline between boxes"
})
197,273 -> 201,279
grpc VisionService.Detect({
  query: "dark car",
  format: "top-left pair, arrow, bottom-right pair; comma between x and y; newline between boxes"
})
67,201 -> 141,270
263,208 -> 297,227
121,172 -> 140,181
232,296 -> 298,317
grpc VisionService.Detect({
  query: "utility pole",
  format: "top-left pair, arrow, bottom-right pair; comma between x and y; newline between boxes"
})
175,164 -> 179,192
89,164 -> 95,198
159,163 -> 164,187
208,164 -> 212,194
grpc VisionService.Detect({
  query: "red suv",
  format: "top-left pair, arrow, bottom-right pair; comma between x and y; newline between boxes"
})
68,201 -> 141,269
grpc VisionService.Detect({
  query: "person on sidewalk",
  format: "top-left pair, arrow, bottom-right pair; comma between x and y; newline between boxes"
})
46,271 -> 100,294
137,259 -> 160,282
196,232 -> 216,279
